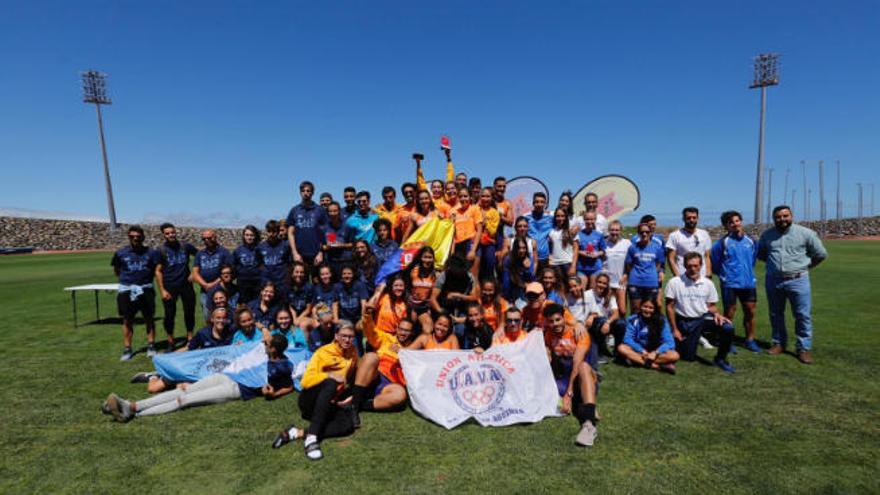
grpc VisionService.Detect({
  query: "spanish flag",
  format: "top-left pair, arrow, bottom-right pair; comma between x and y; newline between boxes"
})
374,217 -> 454,286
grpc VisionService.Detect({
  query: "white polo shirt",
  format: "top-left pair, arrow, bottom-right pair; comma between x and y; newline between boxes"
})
665,228 -> 712,276
664,274 -> 718,318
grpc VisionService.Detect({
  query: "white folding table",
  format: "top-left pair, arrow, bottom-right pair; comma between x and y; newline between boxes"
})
63,283 -> 120,328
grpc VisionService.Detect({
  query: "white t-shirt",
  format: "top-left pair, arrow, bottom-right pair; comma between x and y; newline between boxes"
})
571,213 -> 608,235
564,293 -> 590,323
548,228 -> 574,265
604,238 -> 632,288
584,289 -> 618,319
665,228 -> 712,276
664,274 -> 718,318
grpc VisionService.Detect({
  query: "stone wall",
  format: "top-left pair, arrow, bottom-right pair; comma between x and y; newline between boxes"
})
1,215 -> 878,252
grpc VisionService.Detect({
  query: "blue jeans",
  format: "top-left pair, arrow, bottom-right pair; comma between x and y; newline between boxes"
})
676,314 -> 734,362
765,273 -> 813,351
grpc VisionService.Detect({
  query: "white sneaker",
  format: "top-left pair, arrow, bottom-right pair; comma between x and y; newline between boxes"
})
699,336 -> 714,349
576,421 -> 597,447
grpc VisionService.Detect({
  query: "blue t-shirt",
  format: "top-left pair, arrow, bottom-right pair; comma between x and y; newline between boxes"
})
371,239 -> 399,268
194,246 -> 233,288
247,299 -> 280,328
625,241 -> 664,288
271,328 -> 308,350
345,211 -> 379,244
576,230 -> 607,274
623,314 -> 675,354
231,328 -> 263,346
208,283 -> 240,308
233,244 -> 261,284
313,283 -> 338,307
286,202 -> 328,258
257,239 -> 291,287
158,241 -> 197,289
525,211 -> 553,261
112,246 -> 161,286
238,358 -> 294,401
287,283 -> 315,315
188,327 -> 232,350
630,233 -> 666,267
546,290 -> 565,305
335,281 -> 368,322
322,220 -> 354,263
710,233 -> 757,289
500,256 -> 536,303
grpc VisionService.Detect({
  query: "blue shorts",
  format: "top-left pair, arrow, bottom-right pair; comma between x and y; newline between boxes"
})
577,265 -> 602,277
373,374 -> 394,396
721,286 -> 757,307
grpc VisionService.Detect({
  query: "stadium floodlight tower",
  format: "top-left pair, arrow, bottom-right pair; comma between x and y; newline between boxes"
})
81,69 -> 119,231
749,53 -> 780,225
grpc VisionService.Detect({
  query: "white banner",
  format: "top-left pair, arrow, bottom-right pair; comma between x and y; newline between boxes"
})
399,331 -> 561,429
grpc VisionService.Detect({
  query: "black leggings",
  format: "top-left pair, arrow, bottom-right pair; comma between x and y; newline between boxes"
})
162,284 -> 196,335
298,379 -> 355,440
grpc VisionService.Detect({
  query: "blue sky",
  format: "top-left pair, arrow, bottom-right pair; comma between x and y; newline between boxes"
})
1,1 -> 877,226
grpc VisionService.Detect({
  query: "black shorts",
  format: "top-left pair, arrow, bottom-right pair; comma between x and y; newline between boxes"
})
721,286 -> 757,307
117,289 -> 156,321
627,285 -> 659,303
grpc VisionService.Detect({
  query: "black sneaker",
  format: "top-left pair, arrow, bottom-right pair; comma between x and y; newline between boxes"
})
119,348 -> 133,362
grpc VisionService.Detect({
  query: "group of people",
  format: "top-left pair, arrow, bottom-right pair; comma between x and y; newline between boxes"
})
103,161 -> 828,459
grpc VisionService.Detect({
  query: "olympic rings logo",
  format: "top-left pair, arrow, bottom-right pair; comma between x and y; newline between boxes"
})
462,386 -> 496,407
449,364 -> 506,414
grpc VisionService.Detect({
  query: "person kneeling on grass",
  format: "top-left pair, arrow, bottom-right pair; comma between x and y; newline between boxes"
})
541,303 -> 599,447
347,307 -> 418,426
616,299 -> 680,373
103,334 -> 294,422
271,321 -> 359,460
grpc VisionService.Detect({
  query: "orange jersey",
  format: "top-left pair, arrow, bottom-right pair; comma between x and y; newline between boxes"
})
375,294 -> 408,334
434,200 -> 453,219
452,204 -> 482,243
409,269 -> 436,304
424,334 -> 458,350
481,299 -> 509,330
394,204 -> 416,241
364,313 -> 407,385
495,199 -> 513,221
492,328 -> 528,345
543,325 -> 590,358
523,301 -> 576,330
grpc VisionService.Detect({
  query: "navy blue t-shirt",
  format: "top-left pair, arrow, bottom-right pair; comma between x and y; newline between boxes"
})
208,283 -> 240,308
313,283 -> 338,307
247,298 -> 280,328
194,246 -> 233,288
188,326 -> 232,350
287,283 -> 315,315
322,221 -> 354,263
257,239 -> 291,287
111,246 -> 161,286
233,244 -> 261,284
334,281 -> 368,322
238,358 -> 294,400
371,239 -> 399,268
158,242 -> 197,289
286,202 -> 328,258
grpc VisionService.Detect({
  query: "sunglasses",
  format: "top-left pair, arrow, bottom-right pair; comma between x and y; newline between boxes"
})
506,318 -> 522,325
525,292 -> 541,300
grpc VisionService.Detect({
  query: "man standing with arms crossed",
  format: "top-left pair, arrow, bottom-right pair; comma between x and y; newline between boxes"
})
154,223 -> 198,349
287,181 -> 328,278
191,229 -> 233,323
758,205 -> 827,364
710,211 -> 760,353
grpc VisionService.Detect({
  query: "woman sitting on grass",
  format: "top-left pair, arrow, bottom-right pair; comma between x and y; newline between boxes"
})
103,334 -> 294,422
409,313 -> 459,350
616,299 -> 679,373
271,308 -> 308,350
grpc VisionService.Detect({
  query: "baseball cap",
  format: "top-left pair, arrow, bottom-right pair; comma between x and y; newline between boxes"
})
525,282 -> 543,295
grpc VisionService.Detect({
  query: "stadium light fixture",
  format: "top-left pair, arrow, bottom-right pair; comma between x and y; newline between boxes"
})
750,53 -> 780,224
80,70 -> 118,231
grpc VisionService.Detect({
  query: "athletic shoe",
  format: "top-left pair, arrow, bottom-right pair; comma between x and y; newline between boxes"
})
744,340 -> 761,353
105,394 -> 130,422
119,348 -> 133,361
597,356 -> 609,365
130,371 -> 157,384
714,358 -> 736,374
146,345 -> 157,358
659,363 -> 677,375
699,336 -> 715,349
101,393 -> 119,415
271,424 -> 298,449
575,420 -> 597,447
728,343 -> 738,355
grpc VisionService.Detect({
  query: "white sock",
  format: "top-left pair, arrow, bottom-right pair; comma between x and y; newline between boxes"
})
287,426 -> 301,439
304,434 -> 317,447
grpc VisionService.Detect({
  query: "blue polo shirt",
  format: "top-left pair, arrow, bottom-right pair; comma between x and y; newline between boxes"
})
576,230 -> 607,274
345,211 -> 379,244
238,358 -> 294,401
287,283 -> 315,315
313,283 -> 338,307
710,233 -> 757,289
257,239 -> 291,287
111,246 -> 160,286
158,241 -> 197,289
194,246 -> 233,288
323,220 -> 354,264
335,281 -> 368,322
525,210 -> 553,261
247,299 -> 280,328
286,202 -> 328,258
233,244 -> 261,285
625,241 -> 664,288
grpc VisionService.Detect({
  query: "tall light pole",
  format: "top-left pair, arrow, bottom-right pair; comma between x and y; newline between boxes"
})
835,160 -> 841,221
750,53 -> 780,224
857,183 -> 864,234
871,183 -> 876,216
783,166 -> 791,205
81,70 -> 118,231
801,160 -> 808,220
766,167 -> 774,224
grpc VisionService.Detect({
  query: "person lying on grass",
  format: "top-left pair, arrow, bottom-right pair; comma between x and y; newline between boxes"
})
616,298 -> 680,373
102,333 -> 294,422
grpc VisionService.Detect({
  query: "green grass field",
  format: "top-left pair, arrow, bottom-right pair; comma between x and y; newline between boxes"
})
1,242 -> 878,494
